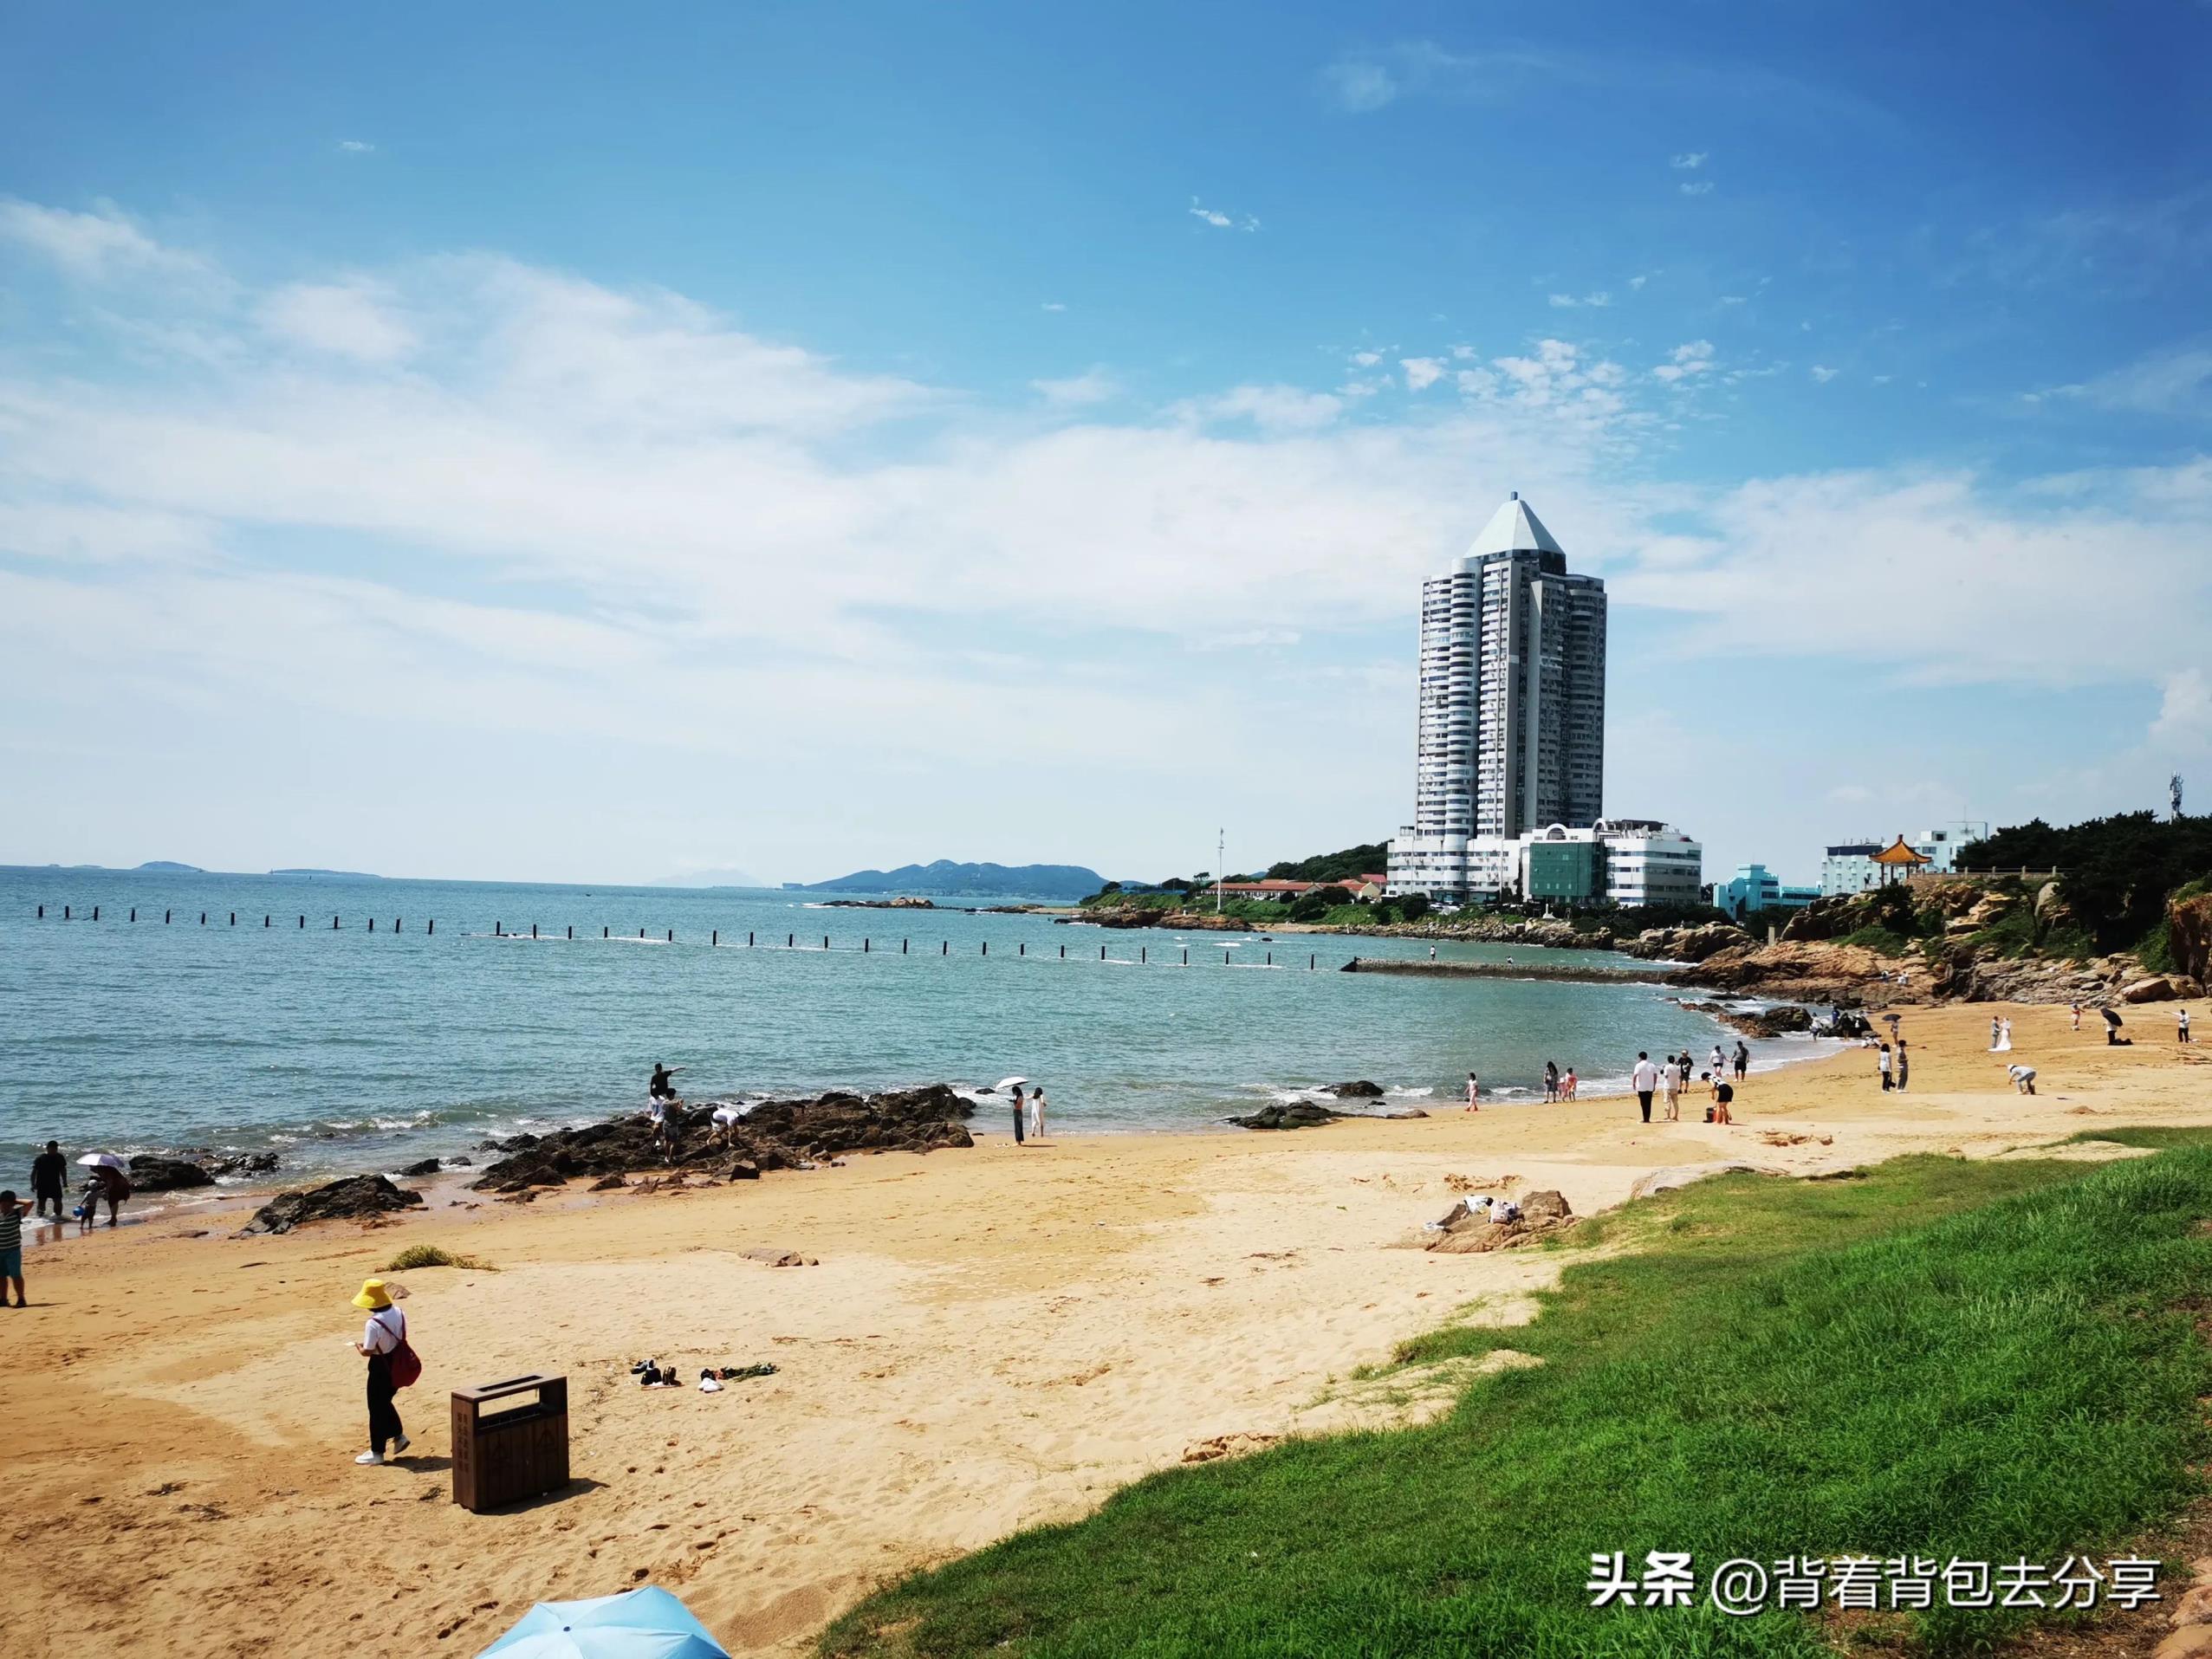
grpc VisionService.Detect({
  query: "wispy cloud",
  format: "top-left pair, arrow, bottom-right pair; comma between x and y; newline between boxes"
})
1652,340 -> 1716,384
1172,384 -> 1344,431
1189,197 -> 1259,232
1401,357 -> 1444,392
1032,367 -> 1119,406
1040,301 -> 1067,313
1670,152 -> 1709,170
0,197 -> 204,280
261,280 -> 415,363
1548,291 -> 1612,309
1679,180 -> 1715,197
338,139 -> 376,154
2041,342 -> 2212,415
1809,365 -> 1839,384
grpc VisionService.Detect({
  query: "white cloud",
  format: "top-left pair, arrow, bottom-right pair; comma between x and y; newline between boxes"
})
2150,668 -> 2212,747
1189,198 -> 1259,232
1872,374 -> 1892,386
1320,59 -> 1398,112
1679,180 -> 1716,197
1400,357 -> 1445,392
1040,301 -> 1067,313
338,139 -> 376,154
0,198 -> 203,280
1547,291 -> 1612,309
1651,340 -> 1716,383
1719,295 -> 1748,307
1350,350 -> 1382,367
1171,385 -> 1343,431
1031,367 -> 1119,406
261,281 -> 416,363
1627,274 -> 1651,290
1809,365 -> 1839,384
1670,152 -> 1709,169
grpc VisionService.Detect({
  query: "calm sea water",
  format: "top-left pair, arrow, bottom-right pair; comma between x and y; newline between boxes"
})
0,867 -> 1806,1179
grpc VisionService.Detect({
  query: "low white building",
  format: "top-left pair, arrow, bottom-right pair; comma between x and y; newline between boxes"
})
1820,822 -> 1988,896
1388,818 -> 1703,909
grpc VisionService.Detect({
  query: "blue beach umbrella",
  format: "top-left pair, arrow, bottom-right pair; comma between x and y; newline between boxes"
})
477,1587 -> 730,1659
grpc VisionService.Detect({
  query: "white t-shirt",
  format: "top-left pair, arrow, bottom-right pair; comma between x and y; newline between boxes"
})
1878,1049 -> 1891,1073
363,1306 -> 405,1356
2008,1065 -> 2037,1085
1631,1060 -> 1660,1092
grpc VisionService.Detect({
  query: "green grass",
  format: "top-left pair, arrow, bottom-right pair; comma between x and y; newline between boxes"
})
1835,923 -> 1919,956
822,1150 -> 2212,1659
381,1242 -> 496,1272
2058,1124 -> 2212,1151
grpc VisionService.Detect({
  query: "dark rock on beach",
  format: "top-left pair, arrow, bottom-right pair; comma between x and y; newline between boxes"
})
127,1155 -> 217,1191
399,1157 -> 442,1176
1323,1080 -> 1385,1098
239,1173 -> 425,1235
1229,1101 -> 1344,1131
470,1083 -> 976,1193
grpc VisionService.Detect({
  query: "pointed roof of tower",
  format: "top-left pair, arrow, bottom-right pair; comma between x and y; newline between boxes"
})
1468,491 -> 1564,557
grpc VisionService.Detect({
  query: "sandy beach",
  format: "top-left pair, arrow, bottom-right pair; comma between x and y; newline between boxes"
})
5,997 -> 2208,1658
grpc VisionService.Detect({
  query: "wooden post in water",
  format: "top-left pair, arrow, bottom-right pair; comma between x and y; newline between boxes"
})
368,917 -> 374,931
394,918 -> 400,933
568,926 -> 574,941
1224,949 -> 1230,965
711,930 -> 717,946
263,915 -> 269,927
788,933 -> 795,948
428,919 -> 434,935
1184,947 -> 1190,965
1100,944 -> 1106,960
640,928 -> 646,940
748,930 -> 754,947
902,938 -> 907,954
1060,943 -> 1066,958
1310,954 -> 1315,970
94,905 -> 101,921
603,926 -> 609,939
1141,945 -> 1146,963
496,921 -> 503,936
130,908 -> 136,922
864,937 -> 870,952
64,905 -> 71,919
668,930 -> 673,943
530,923 -> 536,939
821,935 -> 827,949
982,941 -> 988,956
230,911 -> 237,926
941,941 -> 947,955
36,904 -> 43,917
1018,942 -> 1024,956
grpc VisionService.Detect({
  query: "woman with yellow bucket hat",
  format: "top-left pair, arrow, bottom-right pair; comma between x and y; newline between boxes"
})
350,1278 -> 414,1465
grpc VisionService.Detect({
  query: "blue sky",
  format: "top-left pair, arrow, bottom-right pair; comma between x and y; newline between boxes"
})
3,1 -> 2209,886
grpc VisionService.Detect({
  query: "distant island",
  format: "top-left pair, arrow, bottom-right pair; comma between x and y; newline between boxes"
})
137,860 -> 205,873
267,868 -> 384,880
647,867 -> 767,890
793,860 -> 1110,900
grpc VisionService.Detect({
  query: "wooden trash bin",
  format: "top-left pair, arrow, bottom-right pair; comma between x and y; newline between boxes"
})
451,1374 -> 569,1512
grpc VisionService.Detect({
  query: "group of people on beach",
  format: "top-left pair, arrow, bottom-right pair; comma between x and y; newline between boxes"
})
3,1140 -> 135,1310
1626,1046 -> 1745,1125
1007,1083 -> 1048,1144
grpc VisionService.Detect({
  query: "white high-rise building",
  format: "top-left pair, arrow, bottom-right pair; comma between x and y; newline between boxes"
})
1389,494 -> 1608,901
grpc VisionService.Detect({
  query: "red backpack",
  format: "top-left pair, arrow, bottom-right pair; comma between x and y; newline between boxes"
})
383,1310 -> 422,1390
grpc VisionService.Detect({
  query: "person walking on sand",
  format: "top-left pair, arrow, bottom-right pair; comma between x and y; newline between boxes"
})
351,1279 -> 412,1466
1677,1052 -> 1693,1095
1028,1085 -> 1047,1142
1660,1057 -> 1681,1121
0,1189 -> 28,1307
1894,1038 -> 1910,1094
1543,1060 -> 1559,1103
30,1141 -> 66,1223
1464,1072 -> 1480,1111
2180,1008 -> 2193,1045
1009,1085 -> 1026,1146
1709,1044 -> 1725,1081
2071,1001 -> 2083,1032
1878,1043 -> 1893,1092
1732,1041 -> 1749,1082
1631,1053 -> 1661,1124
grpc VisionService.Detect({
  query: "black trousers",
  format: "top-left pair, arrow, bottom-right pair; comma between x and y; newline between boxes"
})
1012,1106 -> 1025,1144
1637,1090 -> 1652,1123
367,1355 -> 403,1453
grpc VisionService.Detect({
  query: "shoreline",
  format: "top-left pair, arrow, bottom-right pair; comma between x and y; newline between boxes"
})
8,997 -> 2207,1657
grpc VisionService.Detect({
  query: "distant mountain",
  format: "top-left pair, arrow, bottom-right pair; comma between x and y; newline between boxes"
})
800,860 -> 1106,899
649,867 -> 768,890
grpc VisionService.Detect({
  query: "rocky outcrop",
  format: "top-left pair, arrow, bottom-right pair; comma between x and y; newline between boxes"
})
240,1173 -> 424,1235
398,1157 -> 442,1176
470,1083 -> 976,1193
1323,1080 -> 1385,1098
2120,975 -> 2205,1004
1622,923 -> 1753,963
2169,891 -> 2212,985
820,896 -> 935,910
127,1155 -> 216,1191
1229,1101 -> 1343,1131
1426,1189 -> 1576,1254
1673,940 -> 1892,1003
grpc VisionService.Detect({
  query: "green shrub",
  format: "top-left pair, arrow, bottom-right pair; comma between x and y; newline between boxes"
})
383,1243 -> 496,1273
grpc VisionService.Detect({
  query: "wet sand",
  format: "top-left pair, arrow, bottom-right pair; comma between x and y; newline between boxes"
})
4,997 -> 2206,1656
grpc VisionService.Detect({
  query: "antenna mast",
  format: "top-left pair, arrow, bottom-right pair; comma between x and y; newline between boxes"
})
1216,827 -> 1224,914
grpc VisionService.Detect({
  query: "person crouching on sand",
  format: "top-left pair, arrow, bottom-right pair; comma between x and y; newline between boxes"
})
1711,1079 -> 1735,1124
2008,1063 -> 2038,1095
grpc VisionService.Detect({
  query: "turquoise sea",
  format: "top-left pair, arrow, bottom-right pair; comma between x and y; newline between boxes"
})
0,866 -> 1809,1180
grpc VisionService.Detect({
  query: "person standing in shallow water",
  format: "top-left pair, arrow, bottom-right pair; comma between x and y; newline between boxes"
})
30,1141 -> 66,1222
1009,1085 -> 1025,1146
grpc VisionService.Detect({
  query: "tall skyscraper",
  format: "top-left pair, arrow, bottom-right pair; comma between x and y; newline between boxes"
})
1390,493 -> 1608,900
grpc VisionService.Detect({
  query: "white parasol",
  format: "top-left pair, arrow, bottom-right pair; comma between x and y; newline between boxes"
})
76,1151 -> 128,1170
995,1076 -> 1029,1092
